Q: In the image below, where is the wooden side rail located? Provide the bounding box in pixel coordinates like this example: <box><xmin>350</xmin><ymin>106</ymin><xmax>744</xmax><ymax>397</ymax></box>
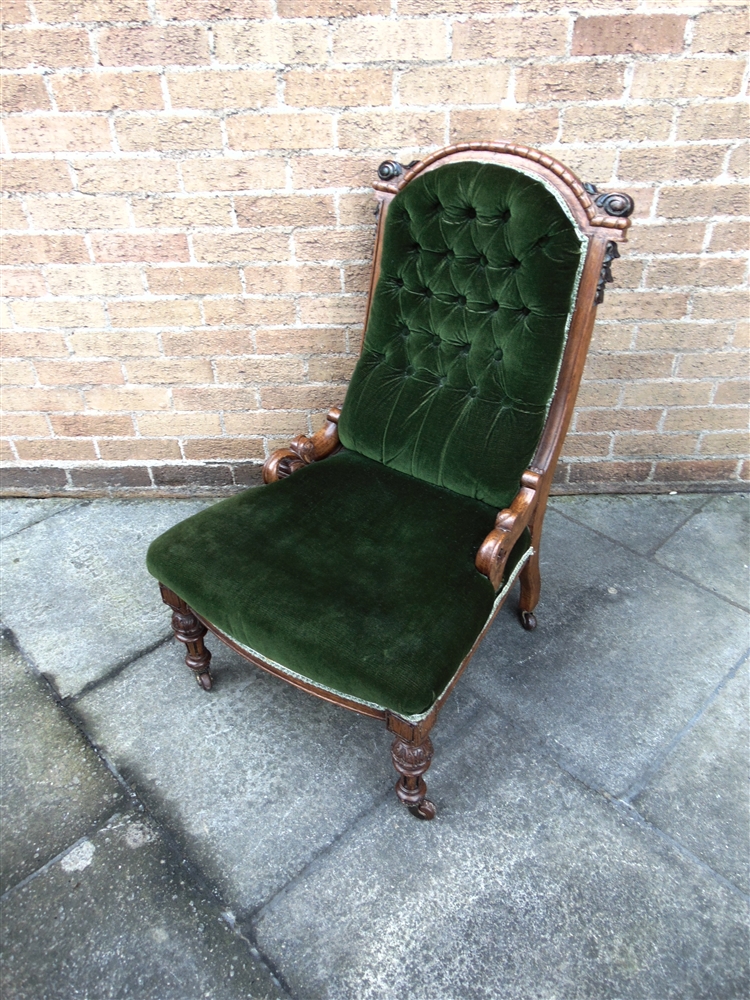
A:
<box><xmin>262</xmin><ymin>407</ymin><xmax>342</xmax><ymax>483</ymax></box>
<box><xmin>475</xmin><ymin>470</ymin><xmax>541</xmax><ymax>590</ymax></box>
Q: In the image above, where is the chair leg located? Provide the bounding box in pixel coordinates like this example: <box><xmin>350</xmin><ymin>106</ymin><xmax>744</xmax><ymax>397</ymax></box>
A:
<box><xmin>390</xmin><ymin>731</ymin><xmax>436</xmax><ymax>820</ymax></box>
<box><xmin>518</xmin><ymin>550</ymin><xmax>540</xmax><ymax>631</ymax></box>
<box><xmin>160</xmin><ymin>585</ymin><xmax>213</xmax><ymax>691</ymax></box>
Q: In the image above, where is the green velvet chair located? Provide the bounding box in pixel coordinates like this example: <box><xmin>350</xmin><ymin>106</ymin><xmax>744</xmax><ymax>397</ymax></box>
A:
<box><xmin>147</xmin><ymin>142</ymin><xmax>633</xmax><ymax>819</ymax></box>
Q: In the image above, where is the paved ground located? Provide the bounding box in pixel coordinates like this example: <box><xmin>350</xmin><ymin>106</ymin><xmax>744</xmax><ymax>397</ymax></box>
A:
<box><xmin>0</xmin><ymin>491</ymin><xmax>747</xmax><ymax>1000</ymax></box>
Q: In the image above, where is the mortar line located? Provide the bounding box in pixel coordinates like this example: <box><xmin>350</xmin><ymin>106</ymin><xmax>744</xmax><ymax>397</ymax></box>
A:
<box><xmin>1</xmin><ymin>625</ymin><xmax>293</xmax><ymax>999</ymax></box>
<box><xmin>0</xmin><ymin>500</ymin><xmax>89</xmax><ymax>542</ymax></box>
<box><xmin>550</xmin><ymin>506</ymin><xmax>750</xmax><ymax>614</ymax></box>
<box><xmin>492</xmin><ymin>703</ymin><xmax>750</xmax><ymax>904</ymax></box>
<box><xmin>244</xmin><ymin>699</ymin><xmax>489</xmax><ymax>929</ymax></box>
<box><xmin>621</xmin><ymin>646</ymin><xmax>749</xmax><ymax>805</ymax></box>
<box><xmin>63</xmin><ymin>632</ymin><xmax>174</xmax><ymax>704</ymax></box>
<box><xmin>642</xmin><ymin>493</ymin><xmax>717</xmax><ymax>559</ymax></box>
<box><xmin>612</xmin><ymin>798</ymin><xmax>750</xmax><ymax>903</ymax></box>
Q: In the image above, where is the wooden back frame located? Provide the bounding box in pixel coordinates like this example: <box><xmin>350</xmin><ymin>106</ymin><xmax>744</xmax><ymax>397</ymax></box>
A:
<box><xmin>161</xmin><ymin>141</ymin><xmax>633</xmax><ymax>820</ymax></box>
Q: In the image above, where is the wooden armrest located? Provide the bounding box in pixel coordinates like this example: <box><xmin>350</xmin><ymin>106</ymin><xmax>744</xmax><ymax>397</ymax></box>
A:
<box><xmin>262</xmin><ymin>407</ymin><xmax>342</xmax><ymax>484</ymax></box>
<box><xmin>475</xmin><ymin>470</ymin><xmax>541</xmax><ymax>589</ymax></box>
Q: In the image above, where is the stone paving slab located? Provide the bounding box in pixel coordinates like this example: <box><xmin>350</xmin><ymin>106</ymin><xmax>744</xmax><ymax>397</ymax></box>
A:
<box><xmin>0</xmin><ymin>811</ymin><xmax>284</xmax><ymax>1000</ymax></box>
<box><xmin>551</xmin><ymin>492</ymin><xmax>707</xmax><ymax>556</ymax></box>
<box><xmin>253</xmin><ymin>708</ymin><xmax>749</xmax><ymax>1000</ymax></box>
<box><xmin>634</xmin><ymin>659</ymin><xmax>750</xmax><ymax>895</ymax></box>
<box><xmin>0</xmin><ymin>498</ymin><xmax>81</xmax><ymax>539</ymax></box>
<box><xmin>654</xmin><ymin>493</ymin><xmax>749</xmax><ymax>608</ymax></box>
<box><xmin>0</xmin><ymin>499</ymin><xmax>212</xmax><ymax>698</ymax></box>
<box><xmin>465</xmin><ymin>509</ymin><xmax>749</xmax><ymax>797</ymax></box>
<box><xmin>75</xmin><ymin>636</ymin><xmax>484</xmax><ymax>913</ymax></box>
<box><xmin>0</xmin><ymin>631</ymin><xmax>126</xmax><ymax>895</ymax></box>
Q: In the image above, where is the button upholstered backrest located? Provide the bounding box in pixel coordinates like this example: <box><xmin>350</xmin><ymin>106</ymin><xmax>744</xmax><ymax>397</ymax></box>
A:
<box><xmin>337</xmin><ymin>160</ymin><xmax>587</xmax><ymax>511</ymax></box>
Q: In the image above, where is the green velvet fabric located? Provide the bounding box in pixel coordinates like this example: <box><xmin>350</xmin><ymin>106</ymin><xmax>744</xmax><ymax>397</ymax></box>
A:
<box><xmin>147</xmin><ymin>450</ymin><xmax>530</xmax><ymax>717</ymax></box>
<box><xmin>338</xmin><ymin>161</ymin><xmax>584</xmax><ymax>510</ymax></box>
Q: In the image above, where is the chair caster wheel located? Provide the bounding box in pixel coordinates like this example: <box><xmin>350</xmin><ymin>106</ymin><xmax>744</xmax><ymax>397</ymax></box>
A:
<box><xmin>196</xmin><ymin>671</ymin><xmax>213</xmax><ymax>691</ymax></box>
<box><xmin>408</xmin><ymin>799</ymin><xmax>436</xmax><ymax>820</ymax></box>
<box><xmin>520</xmin><ymin>610</ymin><xmax>537</xmax><ymax>631</ymax></box>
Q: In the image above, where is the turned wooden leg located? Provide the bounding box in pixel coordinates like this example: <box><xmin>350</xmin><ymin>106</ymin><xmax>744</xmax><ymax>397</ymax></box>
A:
<box><xmin>159</xmin><ymin>584</ymin><xmax>213</xmax><ymax>691</ymax></box>
<box><xmin>518</xmin><ymin>551</ymin><xmax>540</xmax><ymax>631</ymax></box>
<box><xmin>390</xmin><ymin>731</ymin><xmax>436</xmax><ymax>820</ymax></box>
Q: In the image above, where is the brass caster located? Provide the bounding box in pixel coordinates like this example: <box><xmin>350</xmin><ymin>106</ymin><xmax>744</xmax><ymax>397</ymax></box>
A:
<box><xmin>408</xmin><ymin>799</ymin><xmax>436</xmax><ymax>821</ymax></box>
<box><xmin>196</xmin><ymin>671</ymin><xmax>213</xmax><ymax>691</ymax></box>
<box><xmin>520</xmin><ymin>610</ymin><xmax>537</xmax><ymax>631</ymax></box>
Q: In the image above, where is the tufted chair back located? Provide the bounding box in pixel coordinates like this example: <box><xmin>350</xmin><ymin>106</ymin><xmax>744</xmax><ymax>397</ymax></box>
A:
<box><xmin>338</xmin><ymin>160</ymin><xmax>587</xmax><ymax>511</ymax></box>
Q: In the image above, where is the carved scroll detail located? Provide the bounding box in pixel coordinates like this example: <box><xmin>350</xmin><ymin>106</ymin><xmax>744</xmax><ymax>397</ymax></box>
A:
<box><xmin>595</xmin><ymin>241</ymin><xmax>621</xmax><ymax>305</ymax></box>
<box><xmin>377</xmin><ymin>159</ymin><xmax>420</xmax><ymax>182</ymax></box>
<box><xmin>263</xmin><ymin>406</ymin><xmax>342</xmax><ymax>483</ymax></box>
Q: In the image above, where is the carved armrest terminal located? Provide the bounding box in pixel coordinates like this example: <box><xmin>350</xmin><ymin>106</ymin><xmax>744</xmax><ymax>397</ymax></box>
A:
<box><xmin>263</xmin><ymin>407</ymin><xmax>342</xmax><ymax>483</ymax></box>
<box><xmin>475</xmin><ymin>470</ymin><xmax>541</xmax><ymax>590</ymax></box>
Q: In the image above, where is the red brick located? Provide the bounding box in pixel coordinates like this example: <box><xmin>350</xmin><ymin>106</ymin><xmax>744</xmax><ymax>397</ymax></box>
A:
<box><xmin>52</xmin><ymin>71</ymin><xmax>163</xmax><ymax>112</ymax></box>
<box><xmin>91</xmin><ymin>234</ymin><xmax>190</xmax><ymax>263</ymax></box>
<box><xmin>568</xmin><ymin>461</ymin><xmax>652</xmax><ymax>483</ymax></box>
<box><xmin>1</xmin><ymin>28</ymin><xmax>92</xmax><ymax>69</ymax></box>
<box><xmin>97</xmin><ymin>26</ymin><xmax>210</xmax><ymax>67</ymax></box>
<box><xmin>277</xmin><ymin>0</ymin><xmax>388</xmax><ymax>14</ymax></box>
<box><xmin>16</xmin><ymin>438</ymin><xmax>97</xmax><ymax>461</ymax></box>
<box><xmin>692</xmin><ymin>10</ymin><xmax>750</xmax><ymax>54</ymax></box>
<box><xmin>0</xmin><ymin>74</ymin><xmax>50</xmax><ymax>112</ymax></box>
<box><xmin>452</xmin><ymin>17</ymin><xmax>567</xmax><ymax>60</ymax></box>
<box><xmin>2</xmin><ymin>234</ymin><xmax>89</xmax><ymax>264</ymax></box>
<box><xmin>0</xmin><ymin>268</ymin><xmax>47</xmax><ymax>296</ymax></box>
<box><xmin>2</xmin><ymin>1</ymin><xmax>32</xmax><ymax>25</ymax></box>
<box><xmin>35</xmin><ymin>0</ymin><xmax>150</xmax><ymax>21</ymax></box>
<box><xmin>3</xmin><ymin>115</ymin><xmax>112</xmax><ymax>153</ymax></box>
<box><xmin>653</xmin><ymin>459</ymin><xmax>737</xmax><ymax>482</ymax></box>
<box><xmin>158</xmin><ymin>0</ymin><xmax>272</xmax><ymax>18</ymax></box>
<box><xmin>1</xmin><ymin>160</ymin><xmax>72</xmax><ymax>193</ymax></box>
<box><xmin>572</xmin><ymin>15</ymin><xmax>687</xmax><ymax>56</ymax></box>
<box><xmin>146</xmin><ymin>267</ymin><xmax>242</xmax><ymax>295</ymax></box>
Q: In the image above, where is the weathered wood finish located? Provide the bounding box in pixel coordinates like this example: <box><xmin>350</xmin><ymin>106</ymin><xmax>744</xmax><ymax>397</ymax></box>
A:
<box><xmin>160</xmin><ymin>142</ymin><xmax>633</xmax><ymax>819</ymax></box>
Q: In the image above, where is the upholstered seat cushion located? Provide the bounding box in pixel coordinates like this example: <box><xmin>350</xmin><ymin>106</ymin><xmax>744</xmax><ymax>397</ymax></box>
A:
<box><xmin>147</xmin><ymin>450</ymin><xmax>530</xmax><ymax>718</ymax></box>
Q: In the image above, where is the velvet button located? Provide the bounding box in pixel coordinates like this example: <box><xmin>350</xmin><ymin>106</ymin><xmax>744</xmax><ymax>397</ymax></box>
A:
<box><xmin>465</xmin><ymin>206</ymin><xmax>477</xmax><ymax>219</ymax></box>
<box><xmin>459</xmin><ymin>344</ymin><xmax>470</xmax><ymax>356</ymax></box>
<box><xmin>444</xmin><ymin>249</ymin><xmax>455</xmax><ymax>260</ymax></box>
<box><xmin>423</xmin><ymin>287</ymin><xmax>433</xmax><ymax>299</ymax></box>
<box><xmin>509</xmin><ymin>258</ymin><xmax>521</xmax><ymax>270</ymax></box>
<box><xmin>519</xmin><ymin>306</ymin><xmax>531</xmax><ymax>317</ymax></box>
<box><xmin>400</xmin><ymin>324</ymin><xmax>410</xmax><ymax>338</ymax></box>
<box><xmin>404</xmin><ymin>365</ymin><xmax>414</xmax><ymax>377</ymax></box>
<box><xmin>490</xmin><ymin>301</ymin><xmax>500</xmax><ymax>312</ymax></box>
<box><xmin>456</xmin><ymin>295</ymin><xmax>467</xmax><ymax>306</ymax></box>
<box><xmin>393</xmin><ymin>276</ymin><xmax>404</xmax><ymax>287</ymax></box>
<box><xmin>493</xmin><ymin>348</ymin><xmax>504</xmax><ymax>361</ymax></box>
<box><xmin>467</xmin><ymin>386</ymin><xmax>479</xmax><ymax>398</ymax></box>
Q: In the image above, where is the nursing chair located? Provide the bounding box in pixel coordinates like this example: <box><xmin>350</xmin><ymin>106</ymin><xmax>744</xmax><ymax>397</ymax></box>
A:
<box><xmin>147</xmin><ymin>142</ymin><xmax>633</xmax><ymax>819</ymax></box>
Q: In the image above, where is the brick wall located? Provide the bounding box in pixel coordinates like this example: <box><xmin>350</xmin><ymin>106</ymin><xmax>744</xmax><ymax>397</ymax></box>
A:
<box><xmin>1</xmin><ymin>0</ymin><xmax>748</xmax><ymax>497</ymax></box>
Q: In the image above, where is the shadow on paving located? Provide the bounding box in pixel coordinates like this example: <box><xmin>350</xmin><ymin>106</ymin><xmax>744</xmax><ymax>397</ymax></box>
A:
<box><xmin>0</xmin><ymin>492</ymin><xmax>748</xmax><ymax>999</ymax></box>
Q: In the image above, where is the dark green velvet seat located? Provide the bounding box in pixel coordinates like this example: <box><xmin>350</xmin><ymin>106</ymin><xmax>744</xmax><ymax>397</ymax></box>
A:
<box><xmin>147</xmin><ymin>449</ymin><xmax>530</xmax><ymax>718</ymax></box>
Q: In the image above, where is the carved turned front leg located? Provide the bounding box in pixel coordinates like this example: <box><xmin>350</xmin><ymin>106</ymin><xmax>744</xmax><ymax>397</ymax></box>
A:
<box><xmin>159</xmin><ymin>584</ymin><xmax>213</xmax><ymax>691</ymax></box>
<box><xmin>387</xmin><ymin>713</ymin><xmax>436</xmax><ymax>820</ymax></box>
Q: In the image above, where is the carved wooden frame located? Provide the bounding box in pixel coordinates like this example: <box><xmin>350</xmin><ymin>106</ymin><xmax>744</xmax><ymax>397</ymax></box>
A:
<box><xmin>159</xmin><ymin>141</ymin><xmax>633</xmax><ymax>820</ymax></box>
